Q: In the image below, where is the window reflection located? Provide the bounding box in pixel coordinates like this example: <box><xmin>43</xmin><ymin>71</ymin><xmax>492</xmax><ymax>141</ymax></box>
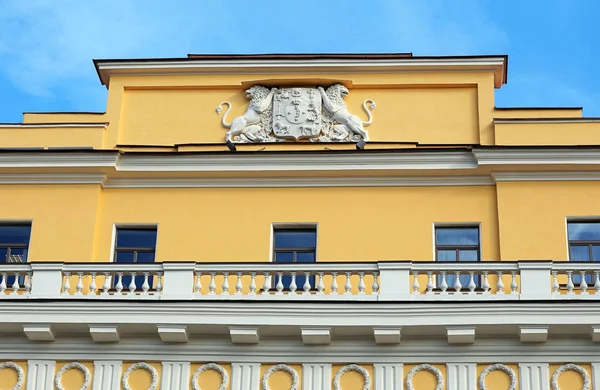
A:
<box><xmin>435</xmin><ymin>226</ymin><xmax>480</xmax><ymax>287</ymax></box>
<box><xmin>273</xmin><ymin>228</ymin><xmax>316</xmax><ymax>289</ymax></box>
<box><xmin>567</xmin><ymin>221</ymin><xmax>600</xmax><ymax>284</ymax></box>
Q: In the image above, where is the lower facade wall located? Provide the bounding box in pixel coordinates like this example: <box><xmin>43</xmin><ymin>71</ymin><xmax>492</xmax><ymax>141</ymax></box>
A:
<box><xmin>0</xmin><ymin>360</ymin><xmax>597</xmax><ymax>390</ymax></box>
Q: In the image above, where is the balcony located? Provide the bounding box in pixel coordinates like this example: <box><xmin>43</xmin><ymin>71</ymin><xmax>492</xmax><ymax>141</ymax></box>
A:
<box><xmin>0</xmin><ymin>260</ymin><xmax>597</xmax><ymax>301</ymax></box>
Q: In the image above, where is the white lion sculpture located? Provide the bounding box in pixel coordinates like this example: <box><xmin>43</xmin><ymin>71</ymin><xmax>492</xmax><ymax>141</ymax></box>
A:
<box><xmin>318</xmin><ymin>84</ymin><xmax>375</xmax><ymax>142</ymax></box>
<box><xmin>216</xmin><ymin>85</ymin><xmax>277</xmax><ymax>143</ymax></box>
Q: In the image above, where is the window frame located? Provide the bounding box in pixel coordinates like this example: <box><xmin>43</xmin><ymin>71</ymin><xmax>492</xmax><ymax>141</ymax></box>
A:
<box><xmin>0</xmin><ymin>222</ymin><xmax>32</xmax><ymax>264</ymax></box>
<box><xmin>566</xmin><ymin>220</ymin><xmax>600</xmax><ymax>262</ymax></box>
<box><xmin>434</xmin><ymin>224</ymin><xmax>481</xmax><ymax>263</ymax></box>
<box><xmin>271</xmin><ymin>224</ymin><xmax>317</xmax><ymax>291</ymax></box>
<box><xmin>111</xmin><ymin>224</ymin><xmax>158</xmax><ymax>263</ymax></box>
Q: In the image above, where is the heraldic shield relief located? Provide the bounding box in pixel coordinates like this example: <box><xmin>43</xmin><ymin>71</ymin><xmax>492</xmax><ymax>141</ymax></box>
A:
<box><xmin>216</xmin><ymin>84</ymin><xmax>376</xmax><ymax>145</ymax></box>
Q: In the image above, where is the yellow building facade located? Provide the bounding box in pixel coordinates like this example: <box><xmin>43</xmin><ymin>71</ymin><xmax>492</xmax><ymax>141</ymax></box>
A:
<box><xmin>0</xmin><ymin>53</ymin><xmax>599</xmax><ymax>389</ymax></box>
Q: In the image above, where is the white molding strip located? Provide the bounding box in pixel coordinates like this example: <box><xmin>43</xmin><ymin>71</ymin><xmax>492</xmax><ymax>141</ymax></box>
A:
<box><xmin>374</xmin><ymin>363</ymin><xmax>403</xmax><ymax>390</ymax></box>
<box><xmin>492</xmin><ymin>171</ymin><xmax>600</xmax><ymax>182</ymax></box>
<box><xmin>26</xmin><ymin>360</ymin><xmax>55</xmax><ymax>390</ymax></box>
<box><xmin>0</xmin><ymin>152</ymin><xmax>118</xmax><ymax>168</ymax></box>
<box><xmin>302</xmin><ymin>363</ymin><xmax>332</xmax><ymax>390</ymax></box>
<box><xmin>591</xmin><ymin>363</ymin><xmax>600</xmax><ymax>390</ymax></box>
<box><xmin>161</xmin><ymin>361</ymin><xmax>190</xmax><ymax>390</ymax></box>
<box><xmin>231</xmin><ymin>363</ymin><xmax>260</xmax><ymax>390</ymax></box>
<box><xmin>104</xmin><ymin>175</ymin><xmax>493</xmax><ymax>188</ymax></box>
<box><xmin>447</xmin><ymin>363</ymin><xmax>476</xmax><ymax>390</ymax></box>
<box><xmin>474</xmin><ymin>148</ymin><xmax>600</xmax><ymax>165</ymax></box>
<box><xmin>0</xmin><ymin>173</ymin><xmax>106</xmax><ymax>185</ymax></box>
<box><xmin>0</xmin><ymin>123</ymin><xmax>107</xmax><ymax>129</ymax></box>
<box><xmin>92</xmin><ymin>360</ymin><xmax>122</xmax><ymax>390</ymax></box>
<box><xmin>519</xmin><ymin>363</ymin><xmax>550</xmax><ymax>390</ymax></box>
<box><xmin>494</xmin><ymin>118</ymin><xmax>600</xmax><ymax>124</ymax></box>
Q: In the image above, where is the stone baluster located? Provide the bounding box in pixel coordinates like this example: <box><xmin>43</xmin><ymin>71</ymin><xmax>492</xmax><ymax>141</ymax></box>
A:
<box><xmin>128</xmin><ymin>272</ymin><xmax>137</xmax><ymax>294</ymax></box>
<box><xmin>208</xmin><ymin>272</ymin><xmax>216</xmax><ymax>295</ymax></box>
<box><xmin>89</xmin><ymin>272</ymin><xmax>97</xmax><ymax>296</ymax></box>
<box><xmin>24</xmin><ymin>272</ymin><xmax>32</xmax><ymax>296</ymax></box>
<box><xmin>580</xmin><ymin>271</ymin><xmax>588</xmax><ymax>295</ymax></box>
<box><xmin>249</xmin><ymin>272</ymin><xmax>257</xmax><ymax>295</ymax></box>
<box><xmin>0</xmin><ymin>272</ymin><xmax>7</xmax><ymax>294</ymax></box>
<box><xmin>303</xmin><ymin>272</ymin><xmax>311</xmax><ymax>295</ymax></box>
<box><xmin>468</xmin><ymin>271</ymin><xmax>476</xmax><ymax>294</ymax></box>
<box><xmin>221</xmin><ymin>272</ymin><xmax>230</xmax><ymax>295</ymax></box>
<box><xmin>101</xmin><ymin>272</ymin><xmax>111</xmax><ymax>295</ymax></box>
<box><xmin>344</xmin><ymin>272</ymin><xmax>352</xmax><ymax>295</ymax></box>
<box><xmin>262</xmin><ymin>272</ymin><xmax>271</xmax><ymax>294</ymax></box>
<box><xmin>372</xmin><ymin>271</ymin><xmax>379</xmax><ymax>295</ymax></box>
<box><xmin>75</xmin><ymin>272</ymin><xmax>84</xmax><ymax>296</ymax></box>
<box><xmin>235</xmin><ymin>272</ymin><xmax>243</xmax><ymax>295</ymax></box>
<box><xmin>358</xmin><ymin>272</ymin><xmax>366</xmax><ymax>295</ymax></box>
<box><xmin>453</xmin><ymin>271</ymin><xmax>462</xmax><ymax>292</ymax></box>
<box><xmin>439</xmin><ymin>271</ymin><xmax>448</xmax><ymax>294</ymax></box>
<box><xmin>496</xmin><ymin>271</ymin><xmax>505</xmax><ymax>294</ymax></box>
<box><xmin>10</xmin><ymin>273</ymin><xmax>20</xmax><ymax>296</ymax></box>
<box><xmin>411</xmin><ymin>271</ymin><xmax>419</xmax><ymax>294</ymax></box>
<box><xmin>566</xmin><ymin>271</ymin><xmax>574</xmax><ymax>294</ymax></box>
<box><xmin>510</xmin><ymin>271</ymin><xmax>518</xmax><ymax>294</ymax></box>
<box><xmin>595</xmin><ymin>271</ymin><xmax>600</xmax><ymax>294</ymax></box>
<box><xmin>155</xmin><ymin>272</ymin><xmax>163</xmax><ymax>295</ymax></box>
<box><xmin>115</xmin><ymin>272</ymin><xmax>123</xmax><ymax>294</ymax></box>
<box><xmin>142</xmin><ymin>272</ymin><xmax>150</xmax><ymax>295</ymax></box>
<box><xmin>317</xmin><ymin>272</ymin><xmax>325</xmax><ymax>296</ymax></box>
<box><xmin>551</xmin><ymin>271</ymin><xmax>559</xmax><ymax>294</ymax></box>
<box><xmin>330</xmin><ymin>272</ymin><xmax>338</xmax><ymax>295</ymax></box>
<box><xmin>482</xmin><ymin>271</ymin><xmax>490</xmax><ymax>294</ymax></box>
<box><xmin>426</xmin><ymin>271</ymin><xmax>434</xmax><ymax>294</ymax></box>
<box><xmin>194</xmin><ymin>272</ymin><xmax>202</xmax><ymax>295</ymax></box>
<box><xmin>275</xmin><ymin>272</ymin><xmax>284</xmax><ymax>295</ymax></box>
<box><xmin>289</xmin><ymin>272</ymin><xmax>297</xmax><ymax>295</ymax></box>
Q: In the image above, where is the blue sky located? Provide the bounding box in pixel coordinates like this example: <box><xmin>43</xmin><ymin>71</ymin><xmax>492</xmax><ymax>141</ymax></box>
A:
<box><xmin>0</xmin><ymin>0</ymin><xmax>599</xmax><ymax>122</ymax></box>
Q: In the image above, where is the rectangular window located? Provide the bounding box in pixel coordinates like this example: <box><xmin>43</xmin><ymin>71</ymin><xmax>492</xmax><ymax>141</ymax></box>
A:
<box><xmin>0</xmin><ymin>224</ymin><xmax>31</xmax><ymax>286</ymax></box>
<box><xmin>567</xmin><ymin>221</ymin><xmax>600</xmax><ymax>284</ymax></box>
<box><xmin>114</xmin><ymin>227</ymin><xmax>157</xmax><ymax>289</ymax></box>
<box><xmin>273</xmin><ymin>227</ymin><xmax>316</xmax><ymax>289</ymax></box>
<box><xmin>435</xmin><ymin>226</ymin><xmax>480</xmax><ymax>288</ymax></box>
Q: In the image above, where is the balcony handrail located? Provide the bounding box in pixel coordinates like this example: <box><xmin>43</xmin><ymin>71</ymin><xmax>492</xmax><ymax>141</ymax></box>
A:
<box><xmin>550</xmin><ymin>261</ymin><xmax>598</xmax><ymax>271</ymax></box>
<box><xmin>0</xmin><ymin>263</ymin><xmax>32</xmax><ymax>272</ymax></box>
<box><xmin>194</xmin><ymin>262</ymin><xmax>380</xmax><ymax>273</ymax></box>
<box><xmin>62</xmin><ymin>263</ymin><xmax>165</xmax><ymax>273</ymax></box>
<box><xmin>411</xmin><ymin>261</ymin><xmax>519</xmax><ymax>272</ymax></box>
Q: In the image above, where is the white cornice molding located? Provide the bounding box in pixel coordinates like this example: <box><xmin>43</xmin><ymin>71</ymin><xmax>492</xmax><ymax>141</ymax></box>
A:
<box><xmin>0</xmin><ymin>174</ymin><xmax>106</xmax><ymax>185</ymax></box>
<box><xmin>104</xmin><ymin>175</ymin><xmax>493</xmax><ymax>188</ymax></box>
<box><xmin>473</xmin><ymin>148</ymin><xmax>600</xmax><ymax>165</ymax></box>
<box><xmin>0</xmin><ymin>152</ymin><xmax>118</xmax><ymax>168</ymax></box>
<box><xmin>96</xmin><ymin>57</ymin><xmax>506</xmax><ymax>86</ymax></box>
<box><xmin>492</xmin><ymin>171</ymin><xmax>600</xmax><ymax>182</ymax></box>
<box><xmin>494</xmin><ymin>118</ymin><xmax>600</xmax><ymax>124</ymax></box>
<box><xmin>116</xmin><ymin>151</ymin><xmax>477</xmax><ymax>172</ymax></box>
<box><xmin>0</xmin><ymin>123</ymin><xmax>107</xmax><ymax>129</ymax></box>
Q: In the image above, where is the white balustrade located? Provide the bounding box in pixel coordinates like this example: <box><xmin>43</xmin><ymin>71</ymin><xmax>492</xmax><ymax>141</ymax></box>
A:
<box><xmin>0</xmin><ymin>264</ymin><xmax>32</xmax><ymax>298</ymax></box>
<box><xmin>551</xmin><ymin>262</ymin><xmax>600</xmax><ymax>298</ymax></box>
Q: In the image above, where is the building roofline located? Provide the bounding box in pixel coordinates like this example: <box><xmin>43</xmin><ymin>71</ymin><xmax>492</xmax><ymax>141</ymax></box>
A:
<box><xmin>495</xmin><ymin>106</ymin><xmax>583</xmax><ymax>111</ymax></box>
<box><xmin>93</xmin><ymin>53</ymin><xmax>508</xmax><ymax>88</ymax></box>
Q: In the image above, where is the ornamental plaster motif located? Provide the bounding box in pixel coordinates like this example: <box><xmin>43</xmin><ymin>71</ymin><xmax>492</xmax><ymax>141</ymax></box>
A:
<box><xmin>122</xmin><ymin>362</ymin><xmax>158</xmax><ymax>390</ymax></box>
<box><xmin>406</xmin><ymin>364</ymin><xmax>444</xmax><ymax>390</ymax></box>
<box><xmin>479</xmin><ymin>364</ymin><xmax>517</xmax><ymax>390</ymax></box>
<box><xmin>551</xmin><ymin>363</ymin><xmax>590</xmax><ymax>390</ymax></box>
<box><xmin>0</xmin><ymin>361</ymin><xmax>25</xmax><ymax>390</ymax></box>
<box><xmin>333</xmin><ymin>364</ymin><xmax>371</xmax><ymax>390</ymax></box>
<box><xmin>216</xmin><ymin>84</ymin><xmax>375</xmax><ymax>144</ymax></box>
<box><xmin>55</xmin><ymin>362</ymin><xmax>91</xmax><ymax>390</ymax></box>
<box><xmin>192</xmin><ymin>363</ymin><xmax>229</xmax><ymax>390</ymax></box>
<box><xmin>262</xmin><ymin>364</ymin><xmax>299</xmax><ymax>390</ymax></box>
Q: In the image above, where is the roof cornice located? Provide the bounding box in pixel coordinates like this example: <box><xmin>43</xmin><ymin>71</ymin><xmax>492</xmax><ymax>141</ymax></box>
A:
<box><xmin>94</xmin><ymin>55</ymin><xmax>507</xmax><ymax>88</ymax></box>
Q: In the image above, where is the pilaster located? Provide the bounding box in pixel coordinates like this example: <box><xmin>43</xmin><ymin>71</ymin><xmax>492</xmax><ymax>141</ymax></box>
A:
<box><xmin>92</xmin><ymin>360</ymin><xmax>122</xmax><ymax>390</ymax></box>
<box><xmin>26</xmin><ymin>360</ymin><xmax>55</xmax><ymax>390</ymax></box>
<box><xmin>447</xmin><ymin>363</ymin><xmax>476</xmax><ymax>390</ymax></box>
<box><xmin>519</xmin><ymin>363</ymin><xmax>550</xmax><ymax>390</ymax></box>
<box><xmin>374</xmin><ymin>363</ymin><xmax>403</xmax><ymax>390</ymax></box>
<box><xmin>231</xmin><ymin>362</ymin><xmax>260</xmax><ymax>390</ymax></box>
<box><xmin>302</xmin><ymin>363</ymin><xmax>332</xmax><ymax>390</ymax></box>
<box><xmin>161</xmin><ymin>361</ymin><xmax>191</xmax><ymax>390</ymax></box>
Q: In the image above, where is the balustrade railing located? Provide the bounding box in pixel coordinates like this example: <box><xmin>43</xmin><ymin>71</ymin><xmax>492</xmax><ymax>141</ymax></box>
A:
<box><xmin>0</xmin><ymin>261</ymin><xmax>597</xmax><ymax>301</ymax></box>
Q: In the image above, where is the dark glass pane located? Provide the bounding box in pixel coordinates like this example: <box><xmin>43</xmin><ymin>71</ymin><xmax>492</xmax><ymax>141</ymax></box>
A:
<box><xmin>115</xmin><ymin>251</ymin><xmax>135</xmax><ymax>263</ymax></box>
<box><xmin>136</xmin><ymin>252</ymin><xmax>156</xmax><ymax>263</ymax></box>
<box><xmin>437</xmin><ymin>250</ymin><xmax>457</xmax><ymax>262</ymax></box>
<box><xmin>570</xmin><ymin>245</ymin><xmax>590</xmax><ymax>261</ymax></box>
<box><xmin>436</xmin><ymin>227</ymin><xmax>479</xmax><ymax>246</ymax></box>
<box><xmin>458</xmin><ymin>250</ymin><xmax>479</xmax><ymax>262</ymax></box>
<box><xmin>116</xmin><ymin>229</ymin><xmax>157</xmax><ymax>249</ymax></box>
<box><xmin>274</xmin><ymin>252</ymin><xmax>294</xmax><ymax>263</ymax></box>
<box><xmin>0</xmin><ymin>248</ymin><xmax>8</xmax><ymax>263</ymax></box>
<box><xmin>0</xmin><ymin>225</ymin><xmax>31</xmax><ymax>245</ymax></box>
<box><xmin>274</xmin><ymin>230</ymin><xmax>316</xmax><ymax>249</ymax></box>
<box><xmin>296</xmin><ymin>252</ymin><xmax>316</xmax><ymax>263</ymax></box>
<box><xmin>593</xmin><ymin>246</ymin><xmax>600</xmax><ymax>261</ymax></box>
<box><xmin>568</xmin><ymin>222</ymin><xmax>600</xmax><ymax>241</ymax></box>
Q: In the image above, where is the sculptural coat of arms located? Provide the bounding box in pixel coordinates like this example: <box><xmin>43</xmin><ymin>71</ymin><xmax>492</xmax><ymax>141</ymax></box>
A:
<box><xmin>216</xmin><ymin>84</ymin><xmax>376</xmax><ymax>144</ymax></box>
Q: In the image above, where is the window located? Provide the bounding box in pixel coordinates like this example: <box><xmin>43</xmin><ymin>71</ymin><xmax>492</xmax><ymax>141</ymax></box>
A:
<box><xmin>567</xmin><ymin>221</ymin><xmax>600</xmax><ymax>284</ymax></box>
<box><xmin>273</xmin><ymin>227</ymin><xmax>316</xmax><ymax>289</ymax></box>
<box><xmin>0</xmin><ymin>224</ymin><xmax>31</xmax><ymax>286</ymax></box>
<box><xmin>114</xmin><ymin>227</ymin><xmax>157</xmax><ymax>289</ymax></box>
<box><xmin>435</xmin><ymin>226</ymin><xmax>480</xmax><ymax>288</ymax></box>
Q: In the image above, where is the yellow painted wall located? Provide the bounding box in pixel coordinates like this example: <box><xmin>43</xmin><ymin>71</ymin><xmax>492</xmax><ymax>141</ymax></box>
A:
<box><xmin>0</xmin><ymin>361</ymin><xmax>27</xmax><ymax>390</ymax></box>
<box><xmin>55</xmin><ymin>361</ymin><xmax>94</xmax><ymax>390</ymax></box>
<box><xmin>331</xmin><ymin>364</ymin><xmax>374</xmax><ymax>390</ymax></box>
<box><xmin>0</xmin><ymin>126</ymin><xmax>105</xmax><ymax>148</ymax></box>
<box><xmin>190</xmin><ymin>362</ymin><xmax>231</xmax><ymax>390</ymax></box>
<box><xmin>549</xmin><ymin>364</ymin><xmax>591</xmax><ymax>390</ymax></box>
<box><xmin>404</xmin><ymin>364</ymin><xmax>445</xmax><ymax>390</ymax></box>
<box><xmin>495</xmin><ymin>122</ymin><xmax>600</xmax><ymax>145</ymax></box>
<box><xmin>477</xmin><ymin>363</ymin><xmax>519</xmax><ymax>390</ymax></box>
<box><xmin>496</xmin><ymin>181</ymin><xmax>600</xmax><ymax>260</ymax></box>
<box><xmin>122</xmin><ymin>362</ymin><xmax>161</xmax><ymax>390</ymax></box>
<box><xmin>260</xmin><ymin>363</ymin><xmax>303</xmax><ymax>390</ymax></box>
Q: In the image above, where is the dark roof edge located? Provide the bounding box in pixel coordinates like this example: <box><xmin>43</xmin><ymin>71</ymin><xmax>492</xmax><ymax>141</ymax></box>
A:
<box><xmin>495</xmin><ymin>107</ymin><xmax>583</xmax><ymax>111</ymax></box>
